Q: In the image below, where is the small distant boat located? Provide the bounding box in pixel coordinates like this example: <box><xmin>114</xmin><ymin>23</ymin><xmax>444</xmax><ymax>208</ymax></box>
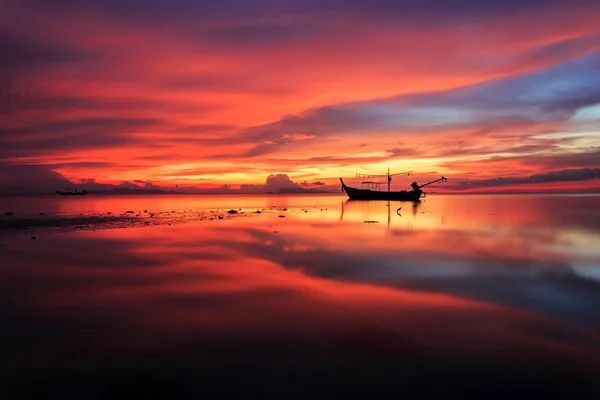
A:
<box><xmin>340</xmin><ymin>169</ymin><xmax>446</xmax><ymax>201</ymax></box>
<box><xmin>55</xmin><ymin>185</ymin><xmax>87</xmax><ymax>196</ymax></box>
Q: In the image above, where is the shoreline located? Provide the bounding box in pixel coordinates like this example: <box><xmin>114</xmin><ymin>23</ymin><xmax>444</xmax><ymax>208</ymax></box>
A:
<box><xmin>0</xmin><ymin>209</ymin><xmax>263</xmax><ymax>236</ymax></box>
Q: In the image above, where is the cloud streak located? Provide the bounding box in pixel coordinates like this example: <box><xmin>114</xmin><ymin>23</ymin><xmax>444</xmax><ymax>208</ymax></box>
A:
<box><xmin>453</xmin><ymin>168</ymin><xmax>600</xmax><ymax>190</ymax></box>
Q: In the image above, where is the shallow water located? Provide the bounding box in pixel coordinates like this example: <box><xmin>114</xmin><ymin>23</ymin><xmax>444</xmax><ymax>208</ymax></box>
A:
<box><xmin>1</xmin><ymin>194</ymin><xmax>599</xmax><ymax>398</ymax></box>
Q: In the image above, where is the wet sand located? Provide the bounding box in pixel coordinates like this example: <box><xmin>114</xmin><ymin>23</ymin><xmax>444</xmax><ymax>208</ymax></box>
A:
<box><xmin>0</xmin><ymin>208</ymin><xmax>276</xmax><ymax>236</ymax></box>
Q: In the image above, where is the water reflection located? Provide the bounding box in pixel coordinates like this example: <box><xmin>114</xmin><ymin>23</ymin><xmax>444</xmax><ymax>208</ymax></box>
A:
<box><xmin>340</xmin><ymin>199</ymin><xmax>421</xmax><ymax>226</ymax></box>
<box><xmin>0</xmin><ymin>193</ymin><xmax>346</xmax><ymax>216</ymax></box>
<box><xmin>1</xmin><ymin>194</ymin><xmax>599</xmax><ymax>397</ymax></box>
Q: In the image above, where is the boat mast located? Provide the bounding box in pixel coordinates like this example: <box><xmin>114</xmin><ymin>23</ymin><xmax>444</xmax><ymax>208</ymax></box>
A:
<box><xmin>387</xmin><ymin>167</ymin><xmax>391</xmax><ymax>192</ymax></box>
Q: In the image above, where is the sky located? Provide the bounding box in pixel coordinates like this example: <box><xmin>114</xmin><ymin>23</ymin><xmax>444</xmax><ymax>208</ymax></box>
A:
<box><xmin>1</xmin><ymin>0</ymin><xmax>600</xmax><ymax>193</ymax></box>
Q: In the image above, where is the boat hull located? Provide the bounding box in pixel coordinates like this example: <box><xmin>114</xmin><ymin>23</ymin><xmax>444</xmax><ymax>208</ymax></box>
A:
<box><xmin>55</xmin><ymin>191</ymin><xmax>87</xmax><ymax>196</ymax></box>
<box><xmin>340</xmin><ymin>179</ymin><xmax>422</xmax><ymax>201</ymax></box>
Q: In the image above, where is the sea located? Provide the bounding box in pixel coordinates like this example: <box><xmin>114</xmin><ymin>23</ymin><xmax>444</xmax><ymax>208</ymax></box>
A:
<box><xmin>1</xmin><ymin>193</ymin><xmax>599</xmax><ymax>398</ymax></box>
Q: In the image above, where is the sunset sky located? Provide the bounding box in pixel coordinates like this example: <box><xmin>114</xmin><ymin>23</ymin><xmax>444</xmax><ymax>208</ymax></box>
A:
<box><xmin>1</xmin><ymin>0</ymin><xmax>600</xmax><ymax>193</ymax></box>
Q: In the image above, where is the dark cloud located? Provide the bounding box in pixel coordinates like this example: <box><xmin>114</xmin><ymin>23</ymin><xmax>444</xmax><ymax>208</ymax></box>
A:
<box><xmin>198</xmin><ymin>21</ymin><xmax>325</xmax><ymax>47</ymax></box>
<box><xmin>0</xmin><ymin>117</ymin><xmax>164</xmax><ymax>157</ymax></box>
<box><xmin>0</xmin><ymin>93</ymin><xmax>216</xmax><ymax>116</ymax></box>
<box><xmin>264</xmin><ymin>174</ymin><xmax>297</xmax><ymax>192</ymax></box>
<box><xmin>541</xmin><ymin>90</ymin><xmax>600</xmax><ymax>116</ymax></box>
<box><xmin>161</xmin><ymin>72</ymin><xmax>293</xmax><ymax>96</ymax></box>
<box><xmin>172</xmin><ymin>124</ymin><xmax>237</xmax><ymax>134</ymax></box>
<box><xmin>0</xmin><ymin>162</ymin><xmax>72</xmax><ymax>193</ymax></box>
<box><xmin>0</xmin><ymin>94</ymin><xmax>97</xmax><ymax>114</ymax></box>
<box><xmin>0</xmin><ymin>32</ymin><xmax>95</xmax><ymax>82</ymax></box>
<box><xmin>309</xmin><ymin>0</ymin><xmax>599</xmax><ymax>19</ymax></box>
<box><xmin>433</xmin><ymin>139</ymin><xmax>573</xmax><ymax>159</ymax></box>
<box><xmin>74</xmin><ymin>179</ymin><xmax>172</xmax><ymax>193</ymax></box>
<box><xmin>9</xmin><ymin>0</ymin><xmax>280</xmax><ymax>26</ymax></box>
<box><xmin>12</xmin><ymin>0</ymin><xmax>599</xmax><ymax>30</ymax></box>
<box><xmin>456</xmin><ymin>168</ymin><xmax>600</xmax><ymax>189</ymax></box>
<box><xmin>523</xmin><ymin>149</ymin><xmax>600</xmax><ymax>169</ymax></box>
<box><xmin>1</xmin><ymin>135</ymin><xmax>130</xmax><ymax>158</ymax></box>
<box><xmin>386</xmin><ymin>147</ymin><xmax>420</xmax><ymax>157</ymax></box>
<box><xmin>0</xmin><ymin>162</ymin><xmax>173</xmax><ymax>193</ymax></box>
<box><xmin>300</xmin><ymin>181</ymin><xmax>326</xmax><ymax>186</ymax></box>
<box><xmin>45</xmin><ymin>161</ymin><xmax>118</xmax><ymax>169</ymax></box>
<box><xmin>201</xmin><ymin>106</ymin><xmax>389</xmax><ymax>159</ymax></box>
<box><xmin>439</xmin><ymin>148</ymin><xmax>600</xmax><ymax>173</ymax></box>
<box><xmin>240</xmin><ymin>174</ymin><xmax>328</xmax><ymax>193</ymax></box>
<box><xmin>0</xmin><ymin>162</ymin><xmax>171</xmax><ymax>194</ymax></box>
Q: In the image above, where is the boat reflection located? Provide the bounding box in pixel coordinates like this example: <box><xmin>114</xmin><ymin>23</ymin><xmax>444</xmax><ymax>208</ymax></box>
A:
<box><xmin>339</xmin><ymin>199</ymin><xmax>422</xmax><ymax>236</ymax></box>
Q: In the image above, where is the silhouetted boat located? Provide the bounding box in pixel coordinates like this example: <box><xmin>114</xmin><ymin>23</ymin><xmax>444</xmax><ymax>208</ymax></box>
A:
<box><xmin>340</xmin><ymin>169</ymin><xmax>446</xmax><ymax>201</ymax></box>
<box><xmin>55</xmin><ymin>186</ymin><xmax>87</xmax><ymax>196</ymax></box>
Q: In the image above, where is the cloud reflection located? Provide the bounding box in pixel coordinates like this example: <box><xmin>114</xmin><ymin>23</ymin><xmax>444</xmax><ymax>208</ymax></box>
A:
<box><xmin>1</xmin><ymin>194</ymin><xmax>600</xmax><ymax>396</ymax></box>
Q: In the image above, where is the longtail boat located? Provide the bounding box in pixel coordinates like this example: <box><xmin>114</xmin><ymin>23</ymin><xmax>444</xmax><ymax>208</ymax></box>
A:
<box><xmin>55</xmin><ymin>185</ymin><xmax>87</xmax><ymax>195</ymax></box>
<box><xmin>340</xmin><ymin>169</ymin><xmax>446</xmax><ymax>201</ymax></box>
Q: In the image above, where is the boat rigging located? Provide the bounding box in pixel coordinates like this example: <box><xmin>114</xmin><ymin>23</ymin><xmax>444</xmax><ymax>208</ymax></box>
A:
<box><xmin>355</xmin><ymin>168</ymin><xmax>413</xmax><ymax>193</ymax></box>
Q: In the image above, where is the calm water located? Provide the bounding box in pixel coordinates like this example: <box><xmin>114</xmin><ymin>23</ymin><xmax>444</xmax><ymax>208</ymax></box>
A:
<box><xmin>1</xmin><ymin>194</ymin><xmax>600</xmax><ymax>398</ymax></box>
